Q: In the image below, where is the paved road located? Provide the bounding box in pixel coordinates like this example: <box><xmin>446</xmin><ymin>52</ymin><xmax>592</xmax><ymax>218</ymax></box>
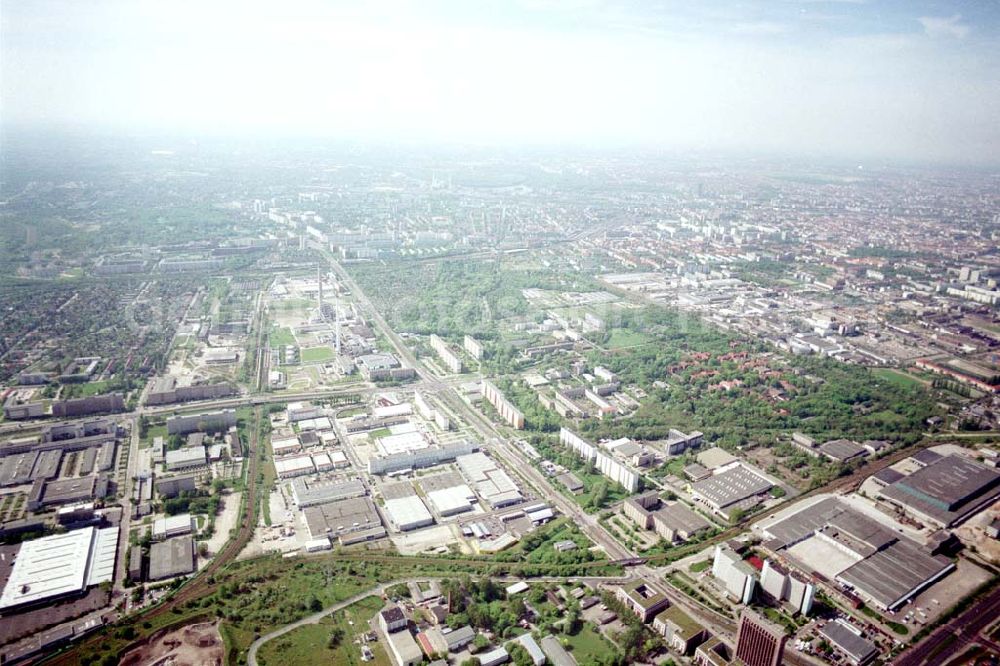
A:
<box><xmin>894</xmin><ymin>584</ymin><xmax>1000</xmax><ymax>666</ymax></box>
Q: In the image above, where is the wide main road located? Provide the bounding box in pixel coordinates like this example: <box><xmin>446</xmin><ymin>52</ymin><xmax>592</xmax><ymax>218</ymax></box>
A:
<box><xmin>322</xmin><ymin>253</ymin><xmax>780</xmax><ymax>650</ymax></box>
<box><xmin>894</xmin><ymin>584</ymin><xmax>1000</xmax><ymax>666</ymax></box>
<box><xmin>323</xmin><ymin>251</ymin><xmax>632</xmax><ymax>560</ymax></box>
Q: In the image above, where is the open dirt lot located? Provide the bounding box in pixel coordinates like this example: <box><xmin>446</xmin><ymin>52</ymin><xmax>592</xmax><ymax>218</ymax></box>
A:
<box><xmin>954</xmin><ymin>498</ymin><xmax>1000</xmax><ymax>565</ymax></box>
<box><xmin>121</xmin><ymin>620</ymin><xmax>224</xmax><ymax>666</ymax></box>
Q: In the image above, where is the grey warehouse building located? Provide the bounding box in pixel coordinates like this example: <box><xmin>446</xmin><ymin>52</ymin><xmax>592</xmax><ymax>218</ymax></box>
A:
<box><xmin>761</xmin><ymin>497</ymin><xmax>954</xmax><ymax>611</ymax></box>
<box><xmin>148</xmin><ymin>535</ymin><xmax>197</xmax><ymax>581</ymax></box>
<box><xmin>879</xmin><ymin>455</ymin><xmax>1000</xmax><ymax>528</ymax></box>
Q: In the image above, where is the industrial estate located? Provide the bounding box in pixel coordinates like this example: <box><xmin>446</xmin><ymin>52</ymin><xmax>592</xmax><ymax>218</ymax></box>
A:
<box><xmin>0</xmin><ymin>143</ymin><xmax>997</xmax><ymax>666</ymax></box>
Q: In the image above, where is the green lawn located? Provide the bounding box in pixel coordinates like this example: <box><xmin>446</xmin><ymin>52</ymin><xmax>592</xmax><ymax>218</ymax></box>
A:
<box><xmin>273</xmin><ymin>298</ymin><xmax>316</xmax><ymax>312</ymax></box>
<box><xmin>606</xmin><ymin>328</ymin><xmax>651</xmax><ymax>349</ymax></box>
<box><xmin>873</xmin><ymin>368</ymin><xmax>927</xmax><ymax>389</ymax></box>
<box><xmin>563</xmin><ymin>623</ymin><xmax>619</xmax><ymax>663</ymax></box>
<box><xmin>301</xmin><ymin>346</ymin><xmax>335</xmax><ymax>363</ymax></box>
<box><xmin>257</xmin><ymin>596</ymin><xmax>391</xmax><ymax>666</ymax></box>
<box><xmin>269</xmin><ymin>326</ymin><xmax>297</xmax><ymax>347</ymax></box>
<box><xmin>689</xmin><ymin>559</ymin><xmax>712</xmax><ymax>573</ymax></box>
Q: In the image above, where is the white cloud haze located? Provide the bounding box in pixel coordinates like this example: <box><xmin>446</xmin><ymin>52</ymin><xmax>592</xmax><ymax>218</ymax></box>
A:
<box><xmin>1</xmin><ymin>0</ymin><xmax>998</xmax><ymax>165</ymax></box>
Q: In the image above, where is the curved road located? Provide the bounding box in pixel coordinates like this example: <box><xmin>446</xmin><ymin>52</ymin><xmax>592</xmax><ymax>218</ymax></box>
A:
<box><xmin>246</xmin><ymin>575</ymin><xmax>631</xmax><ymax>666</ymax></box>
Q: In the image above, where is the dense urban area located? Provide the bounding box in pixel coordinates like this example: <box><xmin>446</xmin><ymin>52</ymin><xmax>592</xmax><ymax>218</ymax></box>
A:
<box><xmin>0</xmin><ymin>141</ymin><xmax>998</xmax><ymax>666</ymax></box>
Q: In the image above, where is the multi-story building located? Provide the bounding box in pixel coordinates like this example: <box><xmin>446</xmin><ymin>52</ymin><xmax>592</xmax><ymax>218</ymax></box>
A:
<box><xmin>560</xmin><ymin>428</ymin><xmax>639</xmax><ymax>492</ymax></box>
<box><xmin>653</xmin><ymin>606</ymin><xmax>709</xmax><ymax>655</ymax></box>
<box><xmin>759</xmin><ymin>559</ymin><xmax>815</xmax><ymax>615</ymax></box>
<box><xmin>379</xmin><ymin>605</ymin><xmax>408</xmax><ymax>634</ymax></box>
<box><xmin>712</xmin><ymin>544</ymin><xmax>757</xmax><ymax>604</ymax></box>
<box><xmin>735</xmin><ymin>610</ymin><xmax>786</xmax><ymax>666</ymax></box>
<box><xmin>464</xmin><ymin>335</ymin><xmax>484</xmax><ymax>360</ymax></box>
<box><xmin>429</xmin><ymin>334</ymin><xmax>463</xmax><ymax>373</ymax></box>
<box><xmin>615</xmin><ymin>581</ymin><xmax>670</xmax><ymax>623</ymax></box>
<box><xmin>482</xmin><ymin>381</ymin><xmax>525</xmax><ymax>429</ymax></box>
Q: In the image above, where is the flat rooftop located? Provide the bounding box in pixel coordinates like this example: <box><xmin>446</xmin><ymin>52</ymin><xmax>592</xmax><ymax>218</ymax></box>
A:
<box><xmin>655</xmin><ymin>605</ymin><xmax>703</xmax><ymax>640</ymax></box>
<box><xmin>819</xmin><ymin>622</ymin><xmax>878</xmax><ymax>664</ymax></box>
<box><xmin>384</xmin><ymin>496</ymin><xmax>433</xmax><ymax>529</ymax></box>
<box><xmin>836</xmin><ymin>538</ymin><xmax>953</xmax><ymax>610</ymax></box>
<box><xmin>881</xmin><ymin>455</ymin><xmax>1000</xmax><ymax>526</ymax></box>
<box><xmin>40</xmin><ymin>476</ymin><xmax>97</xmax><ymax>504</ymax></box>
<box><xmin>302</xmin><ymin>497</ymin><xmax>382</xmax><ymax>538</ymax></box>
<box><xmin>291</xmin><ymin>478</ymin><xmax>366</xmax><ymax>507</ymax></box>
<box><xmin>621</xmin><ymin>581</ymin><xmax>668</xmax><ymax>610</ymax></box>
<box><xmin>652</xmin><ymin>502</ymin><xmax>711</xmax><ymax>535</ymax></box>
<box><xmin>148</xmin><ymin>535</ymin><xmax>196</xmax><ymax>581</ymax></box>
<box><xmin>762</xmin><ymin>497</ymin><xmax>852</xmax><ymax>548</ymax></box>
<box><xmin>691</xmin><ymin>464</ymin><xmax>772</xmax><ymax>509</ymax></box>
<box><xmin>0</xmin><ymin>526</ymin><xmax>118</xmax><ymax>611</ymax></box>
<box><xmin>819</xmin><ymin>439</ymin><xmax>867</xmax><ymax>461</ymax></box>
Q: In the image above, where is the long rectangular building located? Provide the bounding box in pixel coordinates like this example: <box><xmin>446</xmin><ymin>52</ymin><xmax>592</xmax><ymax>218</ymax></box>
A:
<box><xmin>878</xmin><ymin>455</ymin><xmax>1000</xmax><ymax>528</ymax></box>
<box><xmin>166</xmin><ymin>410</ymin><xmax>237</xmax><ymax>435</ymax></box>
<box><xmin>559</xmin><ymin>428</ymin><xmax>639</xmax><ymax>492</ymax></box>
<box><xmin>481</xmin><ymin>381</ymin><xmax>525</xmax><ymax>429</ymax></box>
<box><xmin>368</xmin><ymin>439</ymin><xmax>478</xmax><ymax>475</ymax></box>
<box><xmin>429</xmin><ymin>335</ymin><xmax>463</xmax><ymax>374</ymax></box>
<box><xmin>0</xmin><ymin>526</ymin><xmax>118</xmax><ymax>611</ymax></box>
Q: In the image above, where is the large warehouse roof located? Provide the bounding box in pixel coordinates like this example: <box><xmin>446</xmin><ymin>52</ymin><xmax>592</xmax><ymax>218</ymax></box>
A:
<box><xmin>148</xmin><ymin>535</ymin><xmax>196</xmax><ymax>581</ymax></box>
<box><xmin>836</xmin><ymin>538</ymin><xmax>953</xmax><ymax>610</ymax></box>
<box><xmin>426</xmin><ymin>484</ymin><xmax>477</xmax><ymax>516</ymax></box>
<box><xmin>691</xmin><ymin>464</ymin><xmax>772</xmax><ymax>509</ymax></box>
<box><xmin>303</xmin><ymin>497</ymin><xmax>382</xmax><ymax>539</ymax></box>
<box><xmin>880</xmin><ymin>455</ymin><xmax>1000</xmax><ymax>527</ymax></box>
<box><xmin>384</xmin><ymin>496</ymin><xmax>434</xmax><ymax>531</ymax></box>
<box><xmin>0</xmin><ymin>526</ymin><xmax>118</xmax><ymax>610</ymax></box>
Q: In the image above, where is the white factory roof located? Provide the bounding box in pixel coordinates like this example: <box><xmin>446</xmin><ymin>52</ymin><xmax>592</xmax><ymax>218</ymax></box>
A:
<box><xmin>153</xmin><ymin>513</ymin><xmax>194</xmax><ymax>537</ymax></box>
<box><xmin>312</xmin><ymin>452</ymin><xmax>333</xmax><ymax>467</ymax></box>
<box><xmin>298</xmin><ymin>417</ymin><xmax>332</xmax><ymax>431</ymax></box>
<box><xmin>456</xmin><ymin>452</ymin><xmax>523</xmax><ymax>507</ymax></box>
<box><xmin>388</xmin><ymin>421</ymin><xmax>419</xmax><ymax>435</ymax></box>
<box><xmin>426</xmin><ymin>484</ymin><xmax>477</xmax><ymax>514</ymax></box>
<box><xmin>377</xmin><ymin>431</ymin><xmax>428</xmax><ymax>456</ymax></box>
<box><xmin>330</xmin><ymin>450</ymin><xmax>349</xmax><ymax>465</ymax></box>
<box><xmin>384</xmin><ymin>496</ymin><xmax>433</xmax><ymax>529</ymax></box>
<box><xmin>274</xmin><ymin>455</ymin><xmax>316</xmax><ymax>475</ymax></box>
<box><xmin>165</xmin><ymin>447</ymin><xmax>206</xmax><ymax>467</ymax></box>
<box><xmin>271</xmin><ymin>437</ymin><xmax>301</xmax><ymax>454</ymax></box>
<box><xmin>0</xmin><ymin>526</ymin><xmax>119</xmax><ymax>610</ymax></box>
<box><xmin>373</xmin><ymin>403</ymin><xmax>412</xmax><ymax>419</ymax></box>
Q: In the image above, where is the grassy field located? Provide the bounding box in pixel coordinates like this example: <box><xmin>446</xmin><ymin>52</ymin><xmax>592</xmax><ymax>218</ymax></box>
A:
<box><xmin>689</xmin><ymin>559</ymin><xmax>712</xmax><ymax>573</ymax></box>
<box><xmin>256</xmin><ymin>595</ymin><xmax>391</xmax><ymax>666</ymax></box>
<box><xmin>139</xmin><ymin>422</ymin><xmax>168</xmax><ymax>449</ymax></box>
<box><xmin>301</xmin><ymin>346</ymin><xmax>335</xmax><ymax>363</ymax></box>
<box><xmin>563</xmin><ymin>623</ymin><xmax>619</xmax><ymax>663</ymax></box>
<box><xmin>873</xmin><ymin>368</ymin><xmax>927</xmax><ymax>389</ymax></box>
<box><xmin>605</xmin><ymin>328</ymin><xmax>651</xmax><ymax>349</ymax></box>
<box><xmin>272</xmin><ymin>298</ymin><xmax>316</xmax><ymax>312</ymax></box>
<box><xmin>268</xmin><ymin>326</ymin><xmax>297</xmax><ymax>347</ymax></box>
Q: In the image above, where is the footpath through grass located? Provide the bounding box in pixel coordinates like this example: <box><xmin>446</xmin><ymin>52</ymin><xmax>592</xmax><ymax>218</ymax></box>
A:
<box><xmin>257</xmin><ymin>595</ymin><xmax>391</xmax><ymax>666</ymax></box>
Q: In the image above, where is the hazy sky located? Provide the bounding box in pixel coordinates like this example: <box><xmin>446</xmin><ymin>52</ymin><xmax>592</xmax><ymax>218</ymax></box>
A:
<box><xmin>2</xmin><ymin>0</ymin><xmax>998</xmax><ymax>164</ymax></box>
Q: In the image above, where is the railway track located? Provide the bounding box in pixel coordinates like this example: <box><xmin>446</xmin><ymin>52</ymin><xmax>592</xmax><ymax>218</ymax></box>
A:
<box><xmin>42</xmin><ymin>406</ymin><xmax>263</xmax><ymax>666</ymax></box>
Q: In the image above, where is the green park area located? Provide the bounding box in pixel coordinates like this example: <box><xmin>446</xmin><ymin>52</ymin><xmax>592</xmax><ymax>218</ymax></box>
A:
<box><xmin>604</xmin><ymin>328</ymin><xmax>651</xmax><ymax>349</ymax></box>
<box><xmin>268</xmin><ymin>326</ymin><xmax>296</xmax><ymax>347</ymax></box>
<box><xmin>300</xmin><ymin>346</ymin><xmax>335</xmax><ymax>363</ymax></box>
<box><xmin>873</xmin><ymin>367</ymin><xmax>927</xmax><ymax>390</ymax></box>
<box><xmin>562</xmin><ymin>622</ymin><xmax>617</xmax><ymax>663</ymax></box>
<box><xmin>256</xmin><ymin>595</ymin><xmax>390</xmax><ymax>666</ymax></box>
